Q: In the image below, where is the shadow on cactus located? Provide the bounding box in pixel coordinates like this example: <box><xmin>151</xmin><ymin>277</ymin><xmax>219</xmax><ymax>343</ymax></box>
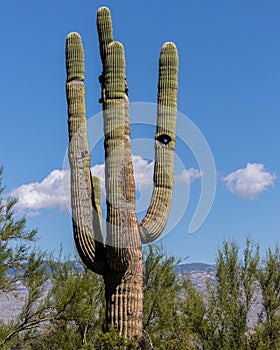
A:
<box><xmin>65</xmin><ymin>6</ymin><xmax>178</xmax><ymax>344</ymax></box>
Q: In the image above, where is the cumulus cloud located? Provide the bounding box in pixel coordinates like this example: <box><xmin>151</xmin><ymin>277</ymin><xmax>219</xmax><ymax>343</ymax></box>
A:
<box><xmin>132</xmin><ymin>155</ymin><xmax>154</xmax><ymax>191</ymax></box>
<box><xmin>223</xmin><ymin>163</ymin><xmax>276</xmax><ymax>200</ymax></box>
<box><xmin>175</xmin><ymin>168</ymin><xmax>202</xmax><ymax>184</ymax></box>
<box><xmin>7</xmin><ymin>155</ymin><xmax>201</xmax><ymax>216</ymax></box>
<box><xmin>8</xmin><ymin>169</ymin><xmax>69</xmax><ymax>217</ymax></box>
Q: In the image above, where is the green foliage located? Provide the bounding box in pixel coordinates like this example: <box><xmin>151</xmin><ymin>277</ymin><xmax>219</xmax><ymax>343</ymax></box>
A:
<box><xmin>1</xmin><ymin>192</ymin><xmax>280</xmax><ymax>350</ymax></box>
<box><xmin>0</xmin><ymin>248</ymin><xmax>49</xmax><ymax>348</ymax></box>
<box><xmin>202</xmin><ymin>238</ymin><xmax>260</xmax><ymax>350</ymax></box>
<box><xmin>0</xmin><ymin>166</ymin><xmax>37</xmax><ymax>293</ymax></box>
<box><xmin>93</xmin><ymin>328</ymin><xmax>138</xmax><ymax>349</ymax></box>
<box><xmin>173</xmin><ymin>277</ymin><xmax>208</xmax><ymax>349</ymax></box>
<box><xmin>0</xmin><ymin>167</ymin><xmax>47</xmax><ymax>348</ymax></box>
<box><xmin>143</xmin><ymin>245</ymin><xmax>181</xmax><ymax>346</ymax></box>
<box><xmin>253</xmin><ymin>245</ymin><xmax>280</xmax><ymax>350</ymax></box>
<box><xmin>26</xmin><ymin>255</ymin><xmax>105</xmax><ymax>349</ymax></box>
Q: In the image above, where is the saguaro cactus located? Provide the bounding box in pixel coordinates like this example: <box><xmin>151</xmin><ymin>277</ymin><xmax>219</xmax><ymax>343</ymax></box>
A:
<box><xmin>65</xmin><ymin>6</ymin><xmax>178</xmax><ymax>341</ymax></box>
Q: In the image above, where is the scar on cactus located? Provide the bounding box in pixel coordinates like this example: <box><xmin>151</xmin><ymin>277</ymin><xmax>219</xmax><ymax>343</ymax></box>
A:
<box><xmin>66</xmin><ymin>6</ymin><xmax>178</xmax><ymax>342</ymax></box>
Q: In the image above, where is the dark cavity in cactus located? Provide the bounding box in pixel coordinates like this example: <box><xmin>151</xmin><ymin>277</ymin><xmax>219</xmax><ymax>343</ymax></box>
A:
<box><xmin>65</xmin><ymin>6</ymin><xmax>178</xmax><ymax>342</ymax></box>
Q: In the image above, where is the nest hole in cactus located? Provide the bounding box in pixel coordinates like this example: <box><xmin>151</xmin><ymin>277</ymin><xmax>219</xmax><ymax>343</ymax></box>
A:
<box><xmin>156</xmin><ymin>134</ymin><xmax>171</xmax><ymax>145</ymax></box>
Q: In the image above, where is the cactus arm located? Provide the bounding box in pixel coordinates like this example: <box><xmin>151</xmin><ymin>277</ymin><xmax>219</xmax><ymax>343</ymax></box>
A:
<box><xmin>66</xmin><ymin>32</ymin><xmax>107</xmax><ymax>275</ymax></box>
<box><xmin>97</xmin><ymin>6</ymin><xmax>130</xmax><ymax>180</ymax></box>
<box><xmin>97</xmin><ymin>6</ymin><xmax>114</xmax><ymax>105</ymax></box>
<box><xmin>97</xmin><ymin>5</ymin><xmax>135</xmax><ymax>210</ymax></box>
<box><xmin>97</xmin><ymin>7</ymin><xmax>114</xmax><ymax>65</ymax></box>
<box><xmin>102</xmin><ymin>41</ymin><xmax>141</xmax><ymax>272</ymax></box>
<box><xmin>139</xmin><ymin>42</ymin><xmax>179</xmax><ymax>244</ymax></box>
<box><xmin>91</xmin><ymin>175</ymin><xmax>103</xmax><ymax>230</ymax></box>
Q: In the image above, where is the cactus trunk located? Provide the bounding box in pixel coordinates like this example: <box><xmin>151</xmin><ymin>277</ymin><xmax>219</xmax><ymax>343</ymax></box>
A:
<box><xmin>66</xmin><ymin>6</ymin><xmax>178</xmax><ymax>343</ymax></box>
<box><xmin>104</xmin><ymin>252</ymin><xmax>143</xmax><ymax>337</ymax></box>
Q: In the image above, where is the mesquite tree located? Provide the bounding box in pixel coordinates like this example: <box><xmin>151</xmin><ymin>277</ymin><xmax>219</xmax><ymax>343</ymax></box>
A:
<box><xmin>65</xmin><ymin>6</ymin><xmax>178</xmax><ymax>340</ymax></box>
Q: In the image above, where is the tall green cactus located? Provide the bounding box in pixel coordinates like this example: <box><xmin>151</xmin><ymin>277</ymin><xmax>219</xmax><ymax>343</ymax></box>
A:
<box><xmin>66</xmin><ymin>6</ymin><xmax>178</xmax><ymax>341</ymax></box>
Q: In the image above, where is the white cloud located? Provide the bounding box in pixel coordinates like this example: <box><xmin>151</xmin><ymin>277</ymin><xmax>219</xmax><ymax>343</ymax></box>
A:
<box><xmin>8</xmin><ymin>169</ymin><xmax>69</xmax><ymax>217</ymax></box>
<box><xmin>7</xmin><ymin>155</ymin><xmax>201</xmax><ymax>216</ymax></box>
<box><xmin>223</xmin><ymin>163</ymin><xmax>276</xmax><ymax>200</ymax></box>
<box><xmin>175</xmin><ymin>168</ymin><xmax>202</xmax><ymax>184</ymax></box>
<box><xmin>132</xmin><ymin>155</ymin><xmax>154</xmax><ymax>191</ymax></box>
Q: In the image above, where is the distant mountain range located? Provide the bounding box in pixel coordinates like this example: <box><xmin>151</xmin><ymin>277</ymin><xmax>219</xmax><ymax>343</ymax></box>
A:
<box><xmin>175</xmin><ymin>262</ymin><xmax>215</xmax><ymax>273</ymax></box>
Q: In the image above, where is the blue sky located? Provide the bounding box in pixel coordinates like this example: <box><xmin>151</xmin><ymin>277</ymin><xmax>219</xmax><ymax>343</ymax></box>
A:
<box><xmin>0</xmin><ymin>0</ymin><xmax>279</xmax><ymax>263</ymax></box>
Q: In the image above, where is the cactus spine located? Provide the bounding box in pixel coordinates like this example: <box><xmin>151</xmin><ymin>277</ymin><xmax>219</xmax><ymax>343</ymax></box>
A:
<box><xmin>66</xmin><ymin>6</ymin><xmax>178</xmax><ymax>341</ymax></box>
